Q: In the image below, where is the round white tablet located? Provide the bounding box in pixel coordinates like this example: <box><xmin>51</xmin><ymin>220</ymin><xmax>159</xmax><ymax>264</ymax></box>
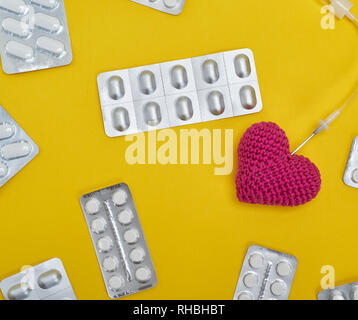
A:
<box><xmin>112</xmin><ymin>189</ymin><xmax>127</xmax><ymax>206</ymax></box>
<box><xmin>135</xmin><ymin>267</ymin><xmax>151</xmax><ymax>283</ymax></box>
<box><xmin>237</xmin><ymin>292</ymin><xmax>253</xmax><ymax>300</ymax></box>
<box><xmin>331</xmin><ymin>291</ymin><xmax>345</xmax><ymax>300</ymax></box>
<box><xmin>164</xmin><ymin>0</ymin><xmax>178</xmax><ymax>8</ymax></box>
<box><xmin>118</xmin><ymin>209</ymin><xmax>133</xmax><ymax>225</ymax></box>
<box><xmin>108</xmin><ymin>275</ymin><xmax>124</xmax><ymax>292</ymax></box>
<box><xmin>85</xmin><ymin>198</ymin><xmax>101</xmax><ymax>215</ymax></box>
<box><xmin>124</xmin><ymin>228</ymin><xmax>139</xmax><ymax>244</ymax></box>
<box><xmin>352</xmin><ymin>169</ymin><xmax>358</xmax><ymax>184</ymax></box>
<box><xmin>276</xmin><ymin>261</ymin><xmax>292</xmax><ymax>277</ymax></box>
<box><xmin>270</xmin><ymin>280</ymin><xmax>287</xmax><ymax>296</ymax></box>
<box><xmin>103</xmin><ymin>256</ymin><xmax>119</xmax><ymax>272</ymax></box>
<box><xmin>97</xmin><ymin>236</ymin><xmax>113</xmax><ymax>253</ymax></box>
<box><xmin>249</xmin><ymin>253</ymin><xmax>264</xmax><ymax>269</ymax></box>
<box><xmin>0</xmin><ymin>162</ymin><xmax>8</xmax><ymax>178</ymax></box>
<box><xmin>129</xmin><ymin>247</ymin><xmax>146</xmax><ymax>264</ymax></box>
<box><xmin>91</xmin><ymin>217</ymin><xmax>107</xmax><ymax>234</ymax></box>
<box><xmin>243</xmin><ymin>272</ymin><xmax>258</xmax><ymax>289</ymax></box>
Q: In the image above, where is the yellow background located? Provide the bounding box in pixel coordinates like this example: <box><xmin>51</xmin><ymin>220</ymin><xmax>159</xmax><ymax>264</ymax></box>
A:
<box><xmin>0</xmin><ymin>0</ymin><xmax>357</xmax><ymax>300</ymax></box>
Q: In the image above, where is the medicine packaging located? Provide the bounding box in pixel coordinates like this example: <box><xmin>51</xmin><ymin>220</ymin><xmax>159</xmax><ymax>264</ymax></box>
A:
<box><xmin>80</xmin><ymin>183</ymin><xmax>157</xmax><ymax>299</ymax></box>
<box><xmin>0</xmin><ymin>0</ymin><xmax>72</xmax><ymax>74</ymax></box>
<box><xmin>97</xmin><ymin>48</ymin><xmax>262</xmax><ymax>137</ymax></box>
<box><xmin>233</xmin><ymin>245</ymin><xmax>298</xmax><ymax>300</ymax></box>
<box><xmin>343</xmin><ymin>137</ymin><xmax>358</xmax><ymax>189</ymax></box>
<box><xmin>0</xmin><ymin>258</ymin><xmax>76</xmax><ymax>300</ymax></box>
<box><xmin>318</xmin><ymin>281</ymin><xmax>358</xmax><ymax>300</ymax></box>
<box><xmin>0</xmin><ymin>105</ymin><xmax>39</xmax><ymax>187</ymax></box>
<box><xmin>130</xmin><ymin>0</ymin><xmax>186</xmax><ymax>15</ymax></box>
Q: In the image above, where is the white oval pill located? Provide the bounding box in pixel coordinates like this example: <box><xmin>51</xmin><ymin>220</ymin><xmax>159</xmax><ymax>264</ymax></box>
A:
<box><xmin>243</xmin><ymin>272</ymin><xmax>258</xmax><ymax>289</ymax></box>
<box><xmin>118</xmin><ymin>209</ymin><xmax>133</xmax><ymax>225</ymax></box>
<box><xmin>35</xmin><ymin>13</ymin><xmax>61</xmax><ymax>33</ymax></box>
<box><xmin>351</xmin><ymin>169</ymin><xmax>358</xmax><ymax>184</ymax></box>
<box><xmin>0</xmin><ymin>123</ymin><xmax>15</xmax><ymax>140</ymax></box>
<box><xmin>84</xmin><ymin>198</ymin><xmax>101</xmax><ymax>215</ymax></box>
<box><xmin>91</xmin><ymin>217</ymin><xmax>107</xmax><ymax>234</ymax></box>
<box><xmin>270</xmin><ymin>280</ymin><xmax>287</xmax><ymax>296</ymax></box>
<box><xmin>276</xmin><ymin>261</ymin><xmax>292</xmax><ymax>277</ymax></box>
<box><xmin>97</xmin><ymin>236</ymin><xmax>113</xmax><ymax>253</ymax></box>
<box><xmin>124</xmin><ymin>228</ymin><xmax>139</xmax><ymax>244</ymax></box>
<box><xmin>129</xmin><ymin>247</ymin><xmax>146</xmax><ymax>264</ymax></box>
<box><xmin>164</xmin><ymin>0</ymin><xmax>178</xmax><ymax>8</ymax></box>
<box><xmin>103</xmin><ymin>256</ymin><xmax>119</xmax><ymax>272</ymax></box>
<box><xmin>8</xmin><ymin>282</ymin><xmax>32</xmax><ymax>300</ymax></box>
<box><xmin>112</xmin><ymin>189</ymin><xmax>127</xmax><ymax>206</ymax></box>
<box><xmin>2</xmin><ymin>18</ymin><xmax>31</xmax><ymax>38</ymax></box>
<box><xmin>237</xmin><ymin>292</ymin><xmax>253</xmax><ymax>300</ymax></box>
<box><xmin>135</xmin><ymin>267</ymin><xmax>151</xmax><ymax>283</ymax></box>
<box><xmin>108</xmin><ymin>275</ymin><xmax>124</xmax><ymax>292</ymax></box>
<box><xmin>5</xmin><ymin>41</ymin><xmax>34</xmax><ymax>60</ymax></box>
<box><xmin>1</xmin><ymin>141</ymin><xmax>31</xmax><ymax>160</ymax></box>
<box><xmin>0</xmin><ymin>0</ymin><xmax>28</xmax><ymax>16</ymax></box>
<box><xmin>249</xmin><ymin>253</ymin><xmax>264</xmax><ymax>269</ymax></box>
<box><xmin>30</xmin><ymin>0</ymin><xmax>58</xmax><ymax>10</ymax></box>
<box><xmin>36</xmin><ymin>36</ymin><xmax>65</xmax><ymax>57</ymax></box>
<box><xmin>0</xmin><ymin>162</ymin><xmax>8</xmax><ymax>178</ymax></box>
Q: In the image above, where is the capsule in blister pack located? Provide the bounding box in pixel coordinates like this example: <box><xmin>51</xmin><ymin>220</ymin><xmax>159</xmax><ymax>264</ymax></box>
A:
<box><xmin>233</xmin><ymin>245</ymin><xmax>298</xmax><ymax>300</ymax></box>
<box><xmin>318</xmin><ymin>281</ymin><xmax>358</xmax><ymax>300</ymax></box>
<box><xmin>0</xmin><ymin>258</ymin><xmax>76</xmax><ymax>300</ymax></box>
<box><xmin>80</xmin><ymin>183</ymin><xmax>157</xmax><ymax>299</ymax></box>
<box><xmin>0</xmin><ymin>105</ymin><xmax>39</xmax><ymax>187</ymax></box>
<box><xmin>0</xmin><ymin>0</ymin><xmax>72</xmax><ymax>74</ymax></box>
<box><xmin>343</xmin><ymin>137</ymin><xmax>358</xmax><ymax>189</ymax></box>
<box><xmin>130</xmin><ymin>0</ymin><xmax>186</xmax><ymax>15</ymax></box>
<box><xmin>97</xmin><ymin>49</ymin><xmax>263</xmax><ymax>137</ymax></box>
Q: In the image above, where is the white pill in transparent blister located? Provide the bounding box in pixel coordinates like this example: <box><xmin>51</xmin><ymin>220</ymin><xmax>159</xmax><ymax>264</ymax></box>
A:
<box><xmin>0</xmin><ymin>122</ymin><xmax>15</xmax><ymax>140</ymax></box>
<box><xmin>237</xmin><ymin>292</ymin><xmax>253</xmax><ymax>300</ymax></box>
<box><xmin>30</xmin><ymin>0</ymin><xmax>59</xmax><ymax>10</ymax></box>
<box><xmin>164</xmin><ymin>0</ymin><xmax>179</xmax><ymax>8</ymax></box>
<box><xmin>249</xmin><ymin>253</ymin><xmax>264</xmax><ymax>269</ymax></box>
<box><xmin>124</xmin><ymin>228</ymin><xmax>139</xmax><ymax>244</ymax></box>
<box><xmin>7</xmin><ymin>282</ymin><xmax>32</xmax><ymax>300</ymax></box>
<box><xmin>135</xmin><ymin>267</ymin><xmax>152</xmax><ymax>283</ymax></box>
<box><xmin>97</xmin><ymin>236</ymin><xmax>113</xmax><ymax>253</ymax></box>
<box><xmin>139</xmin><ymin>70</ymin><xmax>157</xmax><ymax>95</ymax></box>
<box><xmin>202</xmin><ymin>59</ymin><xmax>220</xmax><ymax>84</ymax></box>
<box><xmin>171</xmin><ymin>65</ymin><xmax>188</xmax><ymax>90</ymax></box>
<box><xmin>129</xmin><ymin>247</ymin><xmax>146</xmax><ymax>264</ymax></box>
<box><xmin>103</xmin><ymin>256</ymin><xmax>119</xmax><ymax>272</ymax></box>
<box><xmin>112</xmin><ymin>189</ymin><xmax>127</xmax><ymax>206</ymax></box>
<box><xmin>118</xmin><ymin>208</ymin><xmax>134</xmax><ymax>225</ymax></box>
<box><xmin>36</xmin><ymin>36</ymin><xmax>65</xmax><ymax>57</ymax></box>
<box><xmin>0</xmin><ymin>0</ymin><xmax>29</xmax><ymax>16</ymax></box>
<box><xmin>108</xmin><ymin>275</ymin><xmax>124</xmax><ymax>292</ymax></box>
<box><xmin>234</xmin><ymin>54</ymin><xmax>251</xmax><ymax>78</ymax></box>
<box><xmin>91</xmin><ymin>217</ymin><xmax>107</xmax><ymax>234</ymax></box>
<box><xmin>352</xmin><ymin>169</ymin><xmax>358</xmax><ymax>184</ymax></box>
<box><xmin>276</xmin><ymin>261</ymin><xmax>292</xmax><ymax>277</ymax></box>
<box><xmin>352</xmin><ymin>287</ymin><xmax>358</xmax><ymax>300</ymax></box>
<box><xmin>270</xmin><ymin>280</ymin><xmax>287</xmax><ymax>296</ymax></box>
<box><xmin>0</xmin><ymin>162</ymin><xmax>7</xmax><ymax>177</ymax></box>
<box><xmin>175</xmin><ymin>96</ymin><xmax>194</xmax><ymax>121</ymax></box>
<box><xmin>34</xmin><ymin>13</ymin><xmax>62</xmax><ymax>33</ymax></box>
<box><xmin>2</xmin><ymin>18</ymin><xmax>31</xmax><ymax>38</ymax></box>
<box><xmin>84</xmin><ymin>198</ymin><xmax>101</xmax><ymax>215</ymax></box>
<box><xmin>5</xmin><ymin>41</ymin><xmax>34</xmax><ymax>61</ymax></box>
<box><xmin>243</xmin><ymin>272</ymin><xmax>258</xmax><ymax>289</ymax></box>
<box><xmin>240</xmin><ymin>85</ymin><xmax>257</xmax><ymax>110</ymax></box>
<box><xmin>331</xmin><ymin>291</ymin><xmax>345</xmax><ymax>300</ymax></box>
<box><xmin>38</xmin><ymin>269</ymin><xmax>62</xmax><ymax>289</ymax></box>
<box><xmin>108</xmin><ymin>76</ymin><xmax>125</xmax><ymax>100</ymax></box>
<box><xmin>1</xmin><ymin>141</ymin><xmax>31</xmax><ymax>160</ymax></box>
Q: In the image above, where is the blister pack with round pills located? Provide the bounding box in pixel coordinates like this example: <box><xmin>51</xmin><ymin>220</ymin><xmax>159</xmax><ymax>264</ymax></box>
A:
<box><xmin>318</xmin><ymin>281</ymin><xmax>358</xmax><ymax>300</ymax></box>
<box><xmin>80</xmin><ymin>183</ymin><xmax>157</xmax><ymax>299</ymax></box>
<box><xmin>0</xmin><ymin>0</ymin><xmax>72</xmax><ymax>74</ymax></box>
<box><xmin>97</xmin><ymin>48</ymin><xmax>262</xmax><ymax>137</ymax></box>
<box><xmin>343</xmin><ymin>137</ymin><xmax>358</xmax><ymax>189</ymax></box>
<box><xmin>130</xmin><ymin>0</ymin><xmax>186</xmax><ymax>15</ymax></box>
<box><xmin>233</xmin><ymin>245</ymin><xmax>298</xmax><ymax>300</ymax></box>
<box><xmin>0</xmin><ymin>105</ymin><xmax>39</xmax><ymax>187</ymax></box>
<box><xmin>0</xmin><ymin>258</ymin><xmax>76</xmax><ymax>300</ymax></box>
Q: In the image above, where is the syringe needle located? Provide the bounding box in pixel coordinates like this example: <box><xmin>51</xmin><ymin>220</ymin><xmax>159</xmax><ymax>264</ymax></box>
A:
<box><xmin>291</xmin><ymin>133</ymin><xmax>316</xmax><ymax>155</ymax></box>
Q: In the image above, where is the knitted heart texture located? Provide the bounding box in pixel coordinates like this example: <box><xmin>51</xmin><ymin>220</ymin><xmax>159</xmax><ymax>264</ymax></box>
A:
<box><xmin>236</xmin><ymin>122</ymin><xmax>321</xmax><ymax>206</ymax></box>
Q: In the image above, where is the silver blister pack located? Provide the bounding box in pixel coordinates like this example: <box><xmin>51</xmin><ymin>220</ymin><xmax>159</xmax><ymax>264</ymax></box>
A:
<box><xmin>97</xmin><ymin>48</ymin><xmax>263</xmax><ymax>137</ymax></box>
<box><xmin>0</xmin><ymin>105</ymin><xmax>39</xmax><ymax>187</ymax></box>
<box><xmin>343</xmin><ymin>137</ymin><xmax>358</xmax><ymax>189</ymax></box>
<box><xmin>80</xmin><ymin>183</ymin><xmax>157</xmax><ymax>299</ymax></box>
<box><xmin>0</xmin><ymin>258</ymin><xmax>76</xmax><ymax>300</ymax></box>
<box><xmin>318</xmin><ymin>281</ymin><xmax>358</xmax><ymax>300</ymax></box>
<box><xmin>0</xmin><ymin>0</ymin><xmax>72</xmax><ymax>74</ymax></box>
<box><xmin>233</xmin><ymin>245</ymin><xmax>298</xmax><ymax>300</ymax></box>
<box><xmin>130</xmin><ymin>0</ymin><xmax>186</xmax><ymax>15</ymax></box>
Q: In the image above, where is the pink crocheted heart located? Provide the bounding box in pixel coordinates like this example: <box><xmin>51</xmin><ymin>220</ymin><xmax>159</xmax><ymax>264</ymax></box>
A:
<box><xmin>236</xmin><ymin>122</ymin><xmax>321</xmax><ymax>206</ymax></box>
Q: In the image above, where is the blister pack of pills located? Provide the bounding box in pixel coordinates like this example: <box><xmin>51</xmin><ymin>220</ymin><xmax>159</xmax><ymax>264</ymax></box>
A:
<box><xmin>0</xmin><ymin>105</ymin><xmax>39</xmax><ymax>187</ymax></box>
<box><xmin>130</xmin><ymin>0</ymin><xmax>186</xmax><ymax>15</ymax></box>
<box><xmin>80</xmin><ymin>183</ymin><xmax>157</xmax><ymax>299</ymax></box>
<box><xmin>97</xmin><ymin>48</ymin><xmax>262</xmax><ymax>137</ymax></box>
<box><xmin>0</xmin><ymin>0</ymin><xmax>72</xmax><ymax>74</ymax></box>
<box><xmin>0</xmin><ymin>258</ymin><xmax>76</xmax><ymax>300</ymax></box>
<box><xmin>233</xmin><ymin>245</ymin><xmax>298</xmax><ymax>300</ymax></box>
<box><xmin>318</xmin><ymin>281</ymin><xmax>358</xmax><ymax>300</ymax></box>
<box><xmin>343</xmin><ymin>137</ymin><xmax>358</xmax><ymax>189</ymax></box>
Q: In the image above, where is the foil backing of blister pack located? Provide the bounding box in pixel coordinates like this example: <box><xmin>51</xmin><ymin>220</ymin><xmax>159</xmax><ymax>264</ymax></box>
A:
<box><xmin>318</xmin><ymin>281</ymin><xmax>358</xmax><ymax>300</ymax></box>
<box><xmin>0</xmin><ymin>105</ymin><xmax>39</xmax><ymax>187</ymax></box>
<box><xmin>80</xmin><ymin>183</ymin><xmax>157</xmax><ymax>299</ymax></box>
<box><xmin>233</xmin><ymin>245</ymin><xmax>298</xmax><ymax>300</ymax></box>
<box><xmin>343</xmin><ymin>137</ymin><xmax>358</xmax><ymax>189</ymax></box>
<box><xmin>97</xmin><ymin>48</ymin><xmax>263</xmax><ymax>137</ymax></box>
<box><xmin>130</xmin><ymin>0</ymin><xmax>186</xmax><ymax>15</ymax></box>
<box><xmin>0</xmin><ymin>0</ymin><xmax>72</xmax><ymax>74</ymax></box>
<box><xmin>0</xmin><ymin>258</ymin><xmax>76</xmax><ymax>300</ymax></box>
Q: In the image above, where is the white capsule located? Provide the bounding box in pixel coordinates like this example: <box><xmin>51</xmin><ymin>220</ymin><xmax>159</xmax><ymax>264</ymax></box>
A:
<box><xmin>240</xmin><ymin>85</ymin><xmax>257</xmax><ymax>110</ymax></box>
<box><xmin>38</xmin><ymin>270</ymin><xmax>62</xmax><ymax>289</ymax></box>
<box><xmin>0</xmin><ymin>162</ymin><xmax>8</xmax><ymax>178</ymax></box>
<box><xmin>171</xmin><ymin>65</ymin><xmax>188</xmax><ymax>90</ymax></box>
<box><xmin>36</xmin><ymin>36</ymin><xmax>65</xmax><ymax>57</ymax></box>
<box><xmin>117</xmin><ymin>208</ymin><xmax>133</xmax><ymax>225</ymax></box>
<box><xmin>202</xmin><ymin>59</ymin><xmax>220</xmax><ymax>84</ymax></box>
<box><xmin>139</xmin><ymin>71</ymin><xmax>156</xmax><ymax>95</ymax></box>
<box><xmin>35</xmin><ymin>13</ymin><xmax>61</xmax><ymax>33</ymax></box>
<box><xmin>112</xmin><ymin>189</ymin><xmax>127</xmax><ymax>206</ymax></box>
<box><xmin>0</xmin><ymin>123</ymin><xmax>15</xmax><ymax>140</ymax></box>
<box><xmin>108</xmin><ymin>275</ymin><xmax>124</xmax><ymax>292</ymax></box>
<box><xmin>5</xmin><ymin>41</ymin><xmax>34</xmax><ymax>61</ymax></box>
<box><xmin>124</xmin><ymin>228</ymin><xmax>140</xmax><ymax>244</ymax></box>
<box><xmin>175</xmin><ymin>96</ymin><xmax>193</xmax><ymax>121</ymax></box>
<box><xmin>234</xmin><ymin>54</ymin><xmax>251</xmax><ymax>78</ymax></box>
<box><xmin>108</xmin><ymin>76</ymin><xmax>125</xmax><ymax>100</ymax></box>
<box><xmin>103</xmin><ymin>256</ymin><xmax>119</xmax><ymax>272</ymax></box>
<box><xmin>0</xmin><ymin>0</ymin><xmax>28</xmax><ymax>16</ymax></box>
<box><xmin>30</xmin><ymin>0</ymin><xmax>59</xmax><ymax>10</ymax></box>
<box><xmin>84</xmin><ymin>198</ymin><xmax>101</xmax><ymax>215</ymax></box>
<box><xmin>129</xmin><ymin>247</ymin><xmax>146</xmax><ymax>264</ymax></box>
<box><xmin>135</xmin><ymin>267</ymin><xmax>152</xmax><ymax>283</ymax></box>
<box><xmin>2</xmin><ymin>18</ymin><xmax>31</xmax><ymax>38</ymax></box>
<box><xmin>8</xmin><ymin>282</ymin><xmax>32</xmax><ymax>300</ymax></box>
<box><xmin>112</xmin><ymin>107</ymin><xmax>130</xmax><ymax>132</ymax></box>
<box><xmin>1</xmin><ymin>141</ymin><xmax>31</xmax><ymax>160</ymax></box>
